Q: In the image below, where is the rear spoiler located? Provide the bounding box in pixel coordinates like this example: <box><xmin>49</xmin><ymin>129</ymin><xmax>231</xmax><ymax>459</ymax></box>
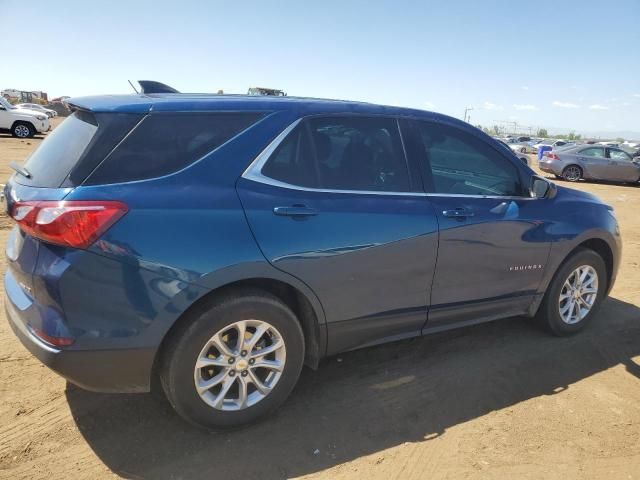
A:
<box><xmin>137</xmin><ymin>80</ymin><xmax>180</xmax><ymax>94</ymax></box>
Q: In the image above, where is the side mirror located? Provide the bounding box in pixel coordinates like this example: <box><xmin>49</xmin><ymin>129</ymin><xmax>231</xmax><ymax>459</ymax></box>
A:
<box><xmin>531</xmin><ymin>175</ymin><xmax>556</xmax><ymax>199</ymax></box>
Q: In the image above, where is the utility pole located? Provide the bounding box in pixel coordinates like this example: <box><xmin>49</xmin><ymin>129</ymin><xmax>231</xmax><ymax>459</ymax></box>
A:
<box><xmin>464</xmin><ymin>106</ymin><xmax>473</xmax><ymax>123</ymax></box>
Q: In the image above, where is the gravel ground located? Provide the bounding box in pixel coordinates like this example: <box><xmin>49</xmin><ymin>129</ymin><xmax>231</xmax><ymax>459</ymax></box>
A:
<box><xmin>0</xmin><ymin>121</ymin><xmax>638</xmax><ymax>479</ymax></box>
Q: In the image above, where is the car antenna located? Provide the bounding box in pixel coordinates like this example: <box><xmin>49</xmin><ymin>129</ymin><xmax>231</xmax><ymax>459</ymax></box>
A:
<box><xmin>127</xmin><ymin>80</ymin><xmax>139</xmax><ymax>94</ymax></box>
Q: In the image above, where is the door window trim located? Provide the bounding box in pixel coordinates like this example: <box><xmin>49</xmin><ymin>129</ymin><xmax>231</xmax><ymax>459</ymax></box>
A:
<box><xmin>242</xmin><ymin>115</ymin><xmax>421</xmax><ymax>196</ymax></box>
<box><xmin>242</xmin><ymin>116</ymin><xmax>539</xmax><ymax>201</ymax></box>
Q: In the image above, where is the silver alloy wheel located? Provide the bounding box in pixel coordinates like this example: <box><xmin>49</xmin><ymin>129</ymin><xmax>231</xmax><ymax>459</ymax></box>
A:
<box><xmin>194</xmin><ymin>319</ymin><xmax>286</xmax><ymax>411</ymax></box>
<box><xmin>558</xmin><ymin>265</ymin><xmax>598</xmax><ymax>325</ymax></box>
<box><xmin>14</xmin><ymin>124</ymin><xmax>30</xmax><ymax>138</ymax></box>
<box><xmin>563</xmin><ymin>166</ymin><xmax>581</xmax><ymax>182</ymax></box>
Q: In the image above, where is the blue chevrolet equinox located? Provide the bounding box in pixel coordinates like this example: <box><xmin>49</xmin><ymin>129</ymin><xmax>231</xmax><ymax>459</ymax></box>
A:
<box><xmin>4</xmin><ymin>92</ymin><xmax>621</xmax><ymax>429</ymax></box>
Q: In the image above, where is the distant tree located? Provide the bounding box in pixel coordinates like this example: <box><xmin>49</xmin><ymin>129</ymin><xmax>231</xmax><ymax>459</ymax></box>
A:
<box><xmin>566</xmin><ymin>131</ymin><xmax>582</xmax><ymax>141</ymax></box>
<box><xmin>492</xmin><ymin>125</ymin><xmax>500</xmax><ymax>135</ymax></box>
<box><xmin>537</xmin><ymin>128</ymin><xmax>548</xmax><ymax>137</ymax></box>
<box><xmin>616</xmin><ymin>137</ymin><xmax>625</xmax><ymax>143</ymax></box>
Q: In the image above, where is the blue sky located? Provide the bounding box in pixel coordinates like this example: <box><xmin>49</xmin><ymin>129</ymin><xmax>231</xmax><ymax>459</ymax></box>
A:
<box><xmin>2</xmin><ymin>0</ymin><xmax>639</xmax><ymax>136</ymax></box>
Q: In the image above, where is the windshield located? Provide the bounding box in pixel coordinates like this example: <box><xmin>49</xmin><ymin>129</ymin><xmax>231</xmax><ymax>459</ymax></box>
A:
<box><xmin>0</xmin><ymin>97</ymin><xmax>16</xmax><ymax>109</ymax></box>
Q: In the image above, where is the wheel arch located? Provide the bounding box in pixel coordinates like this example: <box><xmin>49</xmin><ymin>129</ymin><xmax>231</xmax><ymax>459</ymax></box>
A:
<box><xmin>562</xmin><ymin>163</ymin><xmax>583</xmax><ymax>176</ymax></box>
<box><xmin>11</xmin><ymin>119</ymin><xmax>35</xmax><ymax>131</ymax></box>
<box><xmin>530</xmin><ymin>233</ymin><xmax>618</xmax><ymax>317</ymax></box>
<box><xmin>574</xmin><ymin>238</ymin><xmax>614</xmax><ymax>291</ymax></box>
<box><xmin>152</xmin><ymin>273</ymin><xmax>327</xmax><ymax>390</ymax></box>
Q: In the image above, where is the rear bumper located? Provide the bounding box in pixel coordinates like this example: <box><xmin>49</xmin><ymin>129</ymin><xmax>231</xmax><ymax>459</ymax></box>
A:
<box><xmin>538</xmin><ymin>160</ymin><xmax>561</xmax><ymax>175</ymax></box>
<box><xmin>5</xmin><ymin>269</ymin><xmax>154</xmax><ymax>393</ymax></box>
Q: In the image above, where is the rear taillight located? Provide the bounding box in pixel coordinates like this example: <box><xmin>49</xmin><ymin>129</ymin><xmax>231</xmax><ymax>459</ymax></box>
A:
<box><xmin>29</xmin><ymin>325</ymin><xmax>75</xmax><ymax>347</ymax></box>
<box><xmin>10</xmin><ymin>200</ymin><xmax>128</xmax><ymax>249</ymax></box>
<box><xmin>545</xmin><ymin>153</ymin><xmax>560</xmax><ymax>160</ymax></box>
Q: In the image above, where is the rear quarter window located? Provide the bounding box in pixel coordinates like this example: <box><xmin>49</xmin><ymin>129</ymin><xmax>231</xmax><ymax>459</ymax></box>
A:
<box><xmin>18</xmin><ymin>111</ymin><xmax>98</xmax><ymax>187</ymax></box>
<box><xmin>13</xmin><ymin>110</ymin><xmax>143</xmax><ymax>188</ymax></box>
<box><xmin>85</xmin><ymin>112</ymin><xmax>264</xmax><ymax>184</ymax></box>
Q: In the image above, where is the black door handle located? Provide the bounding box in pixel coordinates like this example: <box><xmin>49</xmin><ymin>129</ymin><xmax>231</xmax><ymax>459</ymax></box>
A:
<box><xmin>273</xmin><ymin>205</ymin><xmax>318</xmax><ymax>217</ymax></box>
<box><xmin>442</xmin><ymin>208</ymin><xmax>474</xmax><ymax>218</ymax></box>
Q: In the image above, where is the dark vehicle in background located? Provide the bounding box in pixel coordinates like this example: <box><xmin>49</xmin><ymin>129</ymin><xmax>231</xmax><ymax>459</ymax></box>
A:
<box><xmin>4</xmin><ymin>93</ymin><xmax>621</xmax><ymax>429</ymax></box>
<box><xmin>539</xmin><ymin>144</ymin><xmax>640</xmax><ymax>183</ymax></box>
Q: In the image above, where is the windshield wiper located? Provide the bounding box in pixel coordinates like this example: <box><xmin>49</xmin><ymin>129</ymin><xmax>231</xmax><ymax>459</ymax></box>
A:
<box><xmin>10</xmin><ymin>162</ymin><xmax>31</xmax><ymax>179</ymax></box>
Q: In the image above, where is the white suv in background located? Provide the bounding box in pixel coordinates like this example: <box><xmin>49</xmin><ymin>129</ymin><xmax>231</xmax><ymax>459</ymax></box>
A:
<box><xmin>0</xmin><ymin>97</ymin><xmax>50</xmax><ymax>138</ymax></box>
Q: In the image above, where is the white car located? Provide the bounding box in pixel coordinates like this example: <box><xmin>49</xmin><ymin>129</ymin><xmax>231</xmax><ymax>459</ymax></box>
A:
<box><xmin>15</xmin><ymin>103</ymin><xmax>57</xmax><ymax>118</ymax></box>
<box><xmin>0</xmin><ymin>97</ymin><xmax>50</xmax><ymax>138</ymax></box>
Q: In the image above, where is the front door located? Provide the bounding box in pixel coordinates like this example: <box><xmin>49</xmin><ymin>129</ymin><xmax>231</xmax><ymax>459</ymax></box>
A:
<box><xmin>238</xmin><ymin>115</ymin><xmax>439</xmax><ymax>354</ymax></box>
<box><xmin>0</xmin><ymin>101</ymin><xmax>12</xmax><ymax>129</ymax></box>
<box><xmin>606</xmin><ymin>148</ymin><xmax>640</xmax><ymax>181</ymax></box>
<box><xmin>406</xmin><ymin>119</ymin><xmax>551</xmax><ymax>329</ymax></box>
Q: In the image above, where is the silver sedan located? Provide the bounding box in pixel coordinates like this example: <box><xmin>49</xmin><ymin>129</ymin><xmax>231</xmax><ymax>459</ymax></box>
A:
<box><xmin>538</xmin><ymin>145</ymin><xmax>640</xmax><ymax>183</ymax></box>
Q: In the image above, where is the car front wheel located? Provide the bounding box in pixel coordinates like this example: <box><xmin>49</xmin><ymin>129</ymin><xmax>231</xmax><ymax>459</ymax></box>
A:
<box><xmin>160</xmin><ymin>289</ymin><xmax>305</xmax><ymax>430</ymax></box>
<box><xmin>12</xmin><ymin>122</ymin><xmax>34</xmax><ymax>138</ymax></box>
<box><xmin>536</xmin><ymin>248</ymin><xmax>606</xmax><ymax>335</ymax></box>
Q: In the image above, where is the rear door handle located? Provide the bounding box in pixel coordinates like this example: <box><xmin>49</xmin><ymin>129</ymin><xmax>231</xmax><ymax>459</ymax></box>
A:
<box><xmin>442</xmin><ymin>208</ymin><xmax>474</xmax><ymax>218</ymax></box>
<box><xmin>273</xmin><ymin>205</ymin><xmax>318</xmax><ymax>217</ymax></box>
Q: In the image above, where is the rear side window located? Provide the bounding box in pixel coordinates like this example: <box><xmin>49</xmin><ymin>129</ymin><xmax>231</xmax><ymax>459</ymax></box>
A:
<box><xmin>19</xmin><ymin>111</ymin><xmax>98</xmax><ymax>187</ymax></box>
<box><xmin>262</xmin><ymin>125</ymin><xmax>317</xmax><ymax>188</ymax></box>
<box><xmin>261</xmin><ymin>116</ymin><xmax>411</xmax><ymax>193</ymax></box>
<box><xmin>412</xmin><ymin>120</ymin><xmax>523</xmax><ymax>196</ymax></box>
<box><xmin>86</xmin><ymin>112</ymin><xmax>263</xmax><ymax>184</ymax></box>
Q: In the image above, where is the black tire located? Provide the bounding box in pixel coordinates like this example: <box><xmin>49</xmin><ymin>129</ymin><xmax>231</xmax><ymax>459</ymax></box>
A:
<box><xmin>160</xmin><ymin>289</ymin><xmax>305</xmax><ymax>430</ymax></box>
<box><xmin>11</xmin><ymin>122</ymin><xmax>35</xmax><ymax>138</ymax></box>
<box><xmin>536</xmin><ymin>248</ymin><xmax>607</xmax><ymax>336</ymax></box>
<box><xmin>520</xmin><ymin>147</ymin><xmax>527</xmax><ymax>153</ymax></box>
<box><xmin>562</xmin><ymin>165</ymin><xmax>582</xmax><ymax>182</ymax></box>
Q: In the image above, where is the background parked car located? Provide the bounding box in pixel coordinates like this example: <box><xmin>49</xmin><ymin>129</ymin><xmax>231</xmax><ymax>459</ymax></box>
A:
<box><xmin>539</xmin><ymin>144</ymin><xmax>640</xmax><ymax>183</ymax></box>
<box><xmin>0</xmin><ymin>96</ymin><xmax>50</xmax><ymax>137</ymax></box>
<box><xmin>15</xmin><ymin>103</ymin><xmax>57</xmax><ymax>118</ymax></box>
<box><xmin>497</xmin><ymin>139</ymin><xmax>531</xmax><ymax>165</ymax></box>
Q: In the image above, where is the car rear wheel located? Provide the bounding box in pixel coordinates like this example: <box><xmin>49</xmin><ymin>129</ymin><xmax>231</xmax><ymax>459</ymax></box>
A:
<box><xmin>520</xmin><ymin>147</ymin><xmax>527</xmax><ymax>153</ymax></box>
<box><xmin>12</xmin><ymin>122</ymin><xmax>34</xmax><ymax>138</ymax></box>
<box><xmin>562</xmin><ymin>165</ymin><xmax>582</xmax><ymax>182</ymax></box>
<box><xmin>536</xmin><ymin>248</ymin><xmax>606</xmax><ymax>335</ymax></box>
<box><xmin>160</xmin><ymin>289</ymin><xmax>305</xmax><ymax>430</ymax></box>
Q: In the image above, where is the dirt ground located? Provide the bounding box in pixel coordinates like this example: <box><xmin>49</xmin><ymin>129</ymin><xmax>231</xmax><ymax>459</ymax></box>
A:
<box><xmin>0</xmin><ymin>120</ymin><xmax>638</xmax><ymax>480</ymax></box>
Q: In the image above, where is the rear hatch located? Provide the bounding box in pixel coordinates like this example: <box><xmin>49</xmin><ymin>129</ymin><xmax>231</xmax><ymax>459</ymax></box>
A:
<box><xmin>4</xmin><ymin>110</ymin><xmax>143</xmax><ymax>292</ymax></box>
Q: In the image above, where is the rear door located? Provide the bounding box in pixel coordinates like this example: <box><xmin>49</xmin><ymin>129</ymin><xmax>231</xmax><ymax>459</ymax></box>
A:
<box><xmin>238</xmin><ymin>115</ymin><xmax>439</xmax><ymax>354</ymax></box>
<box><xmin>404</xmin><ymin>119</ymin><xmax>551</xmax><ymax>329</ymax></box>
<box><xmin>606</xmin><ymin>148</ymin><xmax>640</xmax><ymax>181</ymax></box>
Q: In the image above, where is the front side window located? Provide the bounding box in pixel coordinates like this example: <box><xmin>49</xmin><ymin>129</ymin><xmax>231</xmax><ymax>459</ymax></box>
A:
<box><xmin>261</xmin><ymin>116</ymin><xmax>411</xmax><ymax>192</ymax></box>
<box><xmin>580</xmin><ymin>147</ymin><xmax>605</xmax><ymax>158</ymax></box>
<box><xmin>609</xmin><ymin>149</ymin><xmax>631</xmax><ymax>161</ymax></box>
<box><xmin>412</xmin><ymin>120</ymin><xmax>523</xmax><ymax>196</ymax></box>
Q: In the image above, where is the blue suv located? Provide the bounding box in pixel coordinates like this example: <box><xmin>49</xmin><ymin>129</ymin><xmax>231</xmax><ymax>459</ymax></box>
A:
<box><xmin>4</xmin><ymin>93</ymin><xmax>621</xmax><ymax>429</ymax></box>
